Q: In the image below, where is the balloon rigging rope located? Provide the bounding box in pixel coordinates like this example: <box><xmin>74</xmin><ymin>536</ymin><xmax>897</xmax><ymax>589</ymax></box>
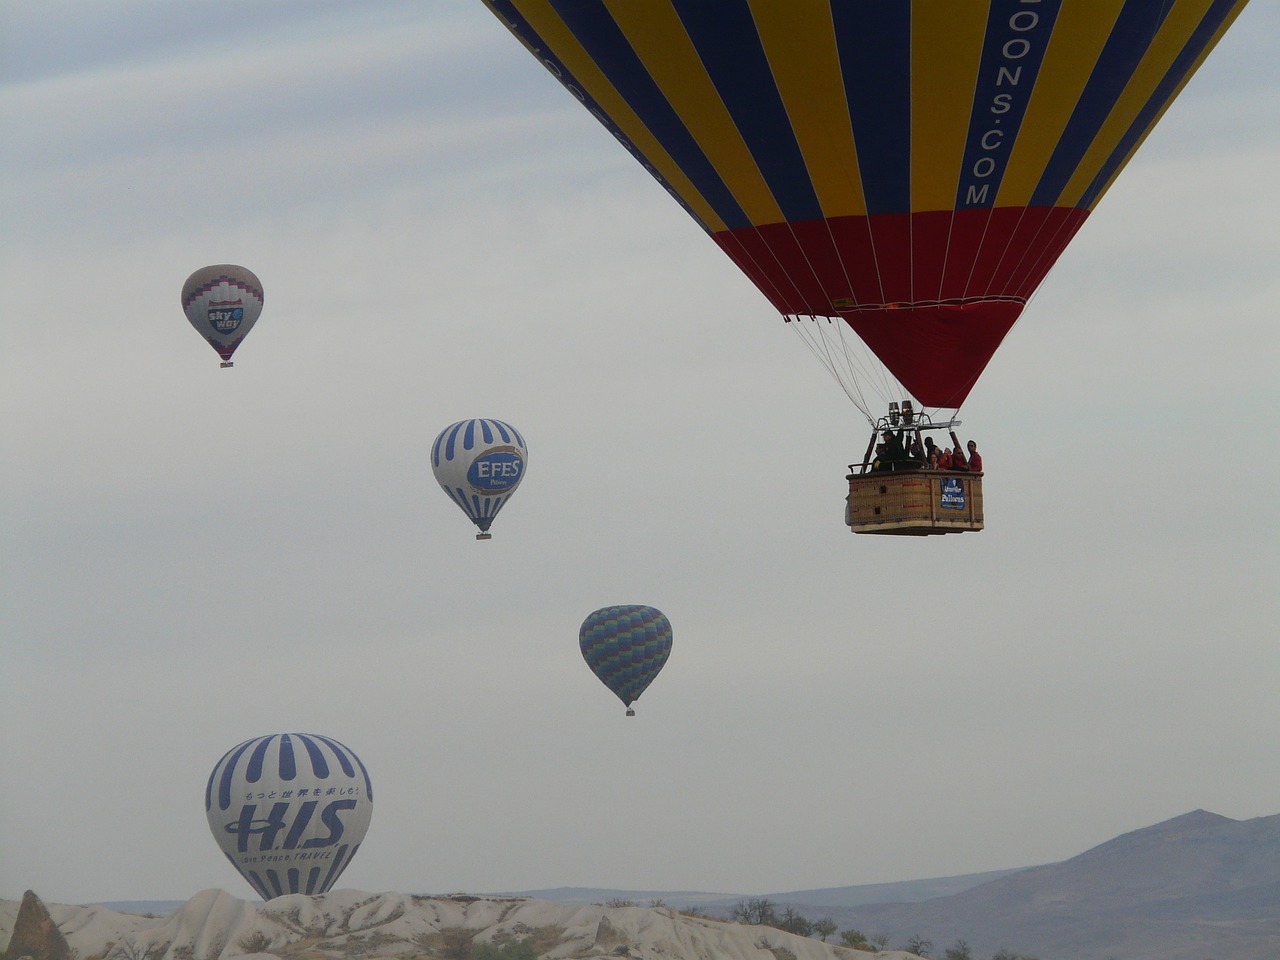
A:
<box><xmin>790</xmin><ymin>319</ymin><xmax>869</xmax><ymax>416</ymax></box>
<box><xmin>789</xmin><ymin>316</ymin><xmax>904</xmax><ymax>426</ymax></box>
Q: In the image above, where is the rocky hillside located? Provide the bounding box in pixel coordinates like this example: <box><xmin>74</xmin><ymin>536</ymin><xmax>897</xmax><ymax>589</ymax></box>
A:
<box><xmin>0</xmin><ymin>890</ymin><xmax>922</xmax><ymax>960</ymax></box>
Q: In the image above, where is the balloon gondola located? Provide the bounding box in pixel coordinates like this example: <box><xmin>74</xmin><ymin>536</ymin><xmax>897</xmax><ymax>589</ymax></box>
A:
<box><xmin>579</xmin><ymin>605</ymin><xmax>673</xmax><ymax>716</ymax></box>
<box><xmin>431</xmin><ymin>418</ymin><xmax>528</xmax><ymax>540</ymax></box>
<box><xmin>181</xmin><ymin>264</ymin><xmax>263</xmax><ymax>368</ymax></box>
<box><xmin>205</xmin><ymin>733</ymin><xmax>373</xmax><ymax>900</ymax></box>
<box><xmin>482</xmin><ymin>0</ymin><xmax>1251</xmax><ymax>533</ymax></box>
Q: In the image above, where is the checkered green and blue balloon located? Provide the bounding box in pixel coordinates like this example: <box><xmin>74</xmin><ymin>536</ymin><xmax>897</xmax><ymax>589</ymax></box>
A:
<box><xmin>579</xmin><ymin>605</ymin><xmax>672</xmax><ymax>710</ymax></box>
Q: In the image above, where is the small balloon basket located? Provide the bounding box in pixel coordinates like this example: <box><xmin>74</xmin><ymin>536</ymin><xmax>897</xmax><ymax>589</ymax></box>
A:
<box><xmin>845</xmin><ymin>470</ymin><xmax>983</xmax><ymax>535</ymax></box>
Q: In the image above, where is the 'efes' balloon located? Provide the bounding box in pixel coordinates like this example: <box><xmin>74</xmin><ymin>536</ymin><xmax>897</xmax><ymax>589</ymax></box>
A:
<box><xmin>481</xmin><ymin>1</ymin><xmax>1250</xmax><ymax>415</ymax></box>
<box><xmin>181</xmin><ymin>264</ymin><xmax>264</xmax><ymax>368</ymax></box>
<box><xmin>431</xmin><ymin>419</ymin><xmax>528</xmax><ymax>540</ymax></box>
<box><xmin>205</xmin><ymin>733</ymin><xmax>373</xmax><ymax>900</ymax></box>
<box><xmin>580</xmin><ymin>605</ymin><xmax>673</xmax><ymax>716</ymax></box>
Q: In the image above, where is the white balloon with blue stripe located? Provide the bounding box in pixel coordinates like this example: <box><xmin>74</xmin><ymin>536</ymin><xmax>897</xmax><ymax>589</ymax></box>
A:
<box><xmin>431</xmin><ymin>418</ymin><xmax>528</xmax><ymax>540</ymax></box>
<box><xmin>205</xmin><ymin>733</ymin><xmax>373</xmax><ymax>900</ymax></box>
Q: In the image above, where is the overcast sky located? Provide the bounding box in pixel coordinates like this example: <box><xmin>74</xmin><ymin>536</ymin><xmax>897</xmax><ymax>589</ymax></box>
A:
<box><xmin>3</xmin><ymin>1</ymin><xmax>1278</xmax><ymax>906</ymax></box>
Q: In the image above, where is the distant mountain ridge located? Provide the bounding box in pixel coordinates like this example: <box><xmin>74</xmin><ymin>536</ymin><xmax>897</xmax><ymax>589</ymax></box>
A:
<box><xmin>826</xmin><ymin>809</ymin><xmax>1280</xmax><ymax>960</ymax></box>
<box><xmin>512</xmin><ymin>868</ymin><xmax>1025</xmax><ymax>910</ymax></box>
<box><xmin>514</xmin><ymin>810</ymin><xmax>1280</xmax><ymax>960</ymax></box>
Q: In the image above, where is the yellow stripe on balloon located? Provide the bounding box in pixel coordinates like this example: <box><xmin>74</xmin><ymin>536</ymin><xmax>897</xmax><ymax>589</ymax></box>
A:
<box><xmin>507</xmin><ymin>0</ymin><xmax>728</xmax><ymax>232</ymax></box>
<box><xmin>749</xmin><ymin>0</ymin><xmax>865</xmax><ymax>218</ymax></box>
<box><xmin>997</xmin><ymin>0</ymin><xmax>1126</xmax><ymax>207</ymax></box>
<box><xmin>1083</xmin><ymin>0</ymin><xmax>1251</xmax><ymax>210</ymax></box>
<box><xmin>1057</xmin><ymin>0</ymin><xmax>1217</xmax><ymax>207</ymax></box>
<box><xmin>909</xmin><ymin>0</ymin><xmax>990</xmax><ymax>213</ymax></box>
<box><xmin>604</xmin><ymin>0</ymin><xmax>783</xmax><ymax>225</ymax></box>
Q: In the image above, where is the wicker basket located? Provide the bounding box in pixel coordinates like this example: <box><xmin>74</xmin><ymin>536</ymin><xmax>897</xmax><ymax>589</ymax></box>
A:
<box><xmin>845</xmin><ymin>470</ymin><xmax>984</xmax><ymax>536</ymax></box>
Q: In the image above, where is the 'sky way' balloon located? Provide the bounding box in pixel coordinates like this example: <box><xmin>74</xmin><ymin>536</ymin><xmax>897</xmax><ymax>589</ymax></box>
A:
<box><xmin>431</xmin><ymin>418</ymin><xmax>528</xmax><ymax>540</ymax></box>
<box><xmin>181</xmin><ymin>264</ymin><xmax>264</xmax><ymax>368</ymax></box>
<box><xmin>580</xmin><ymin>605</ymin><xmax>673</xmax><ymax>716</ymax></box>
<box><xmin>205</xmin><ymin>733</ymin><xmax>373</xmax><ymax>900</ymax></box>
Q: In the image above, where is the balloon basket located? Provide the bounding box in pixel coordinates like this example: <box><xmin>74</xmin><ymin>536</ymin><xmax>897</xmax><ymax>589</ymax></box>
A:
<box><xmin>626</xmin><ymin>708</ymin><xmax>635</xmax><ymax>717</ymax></box>
<box><xmin>475</xmin><ymin>532</ymin><xmax>492</xmax><ymax>541</ymax></box>
<box><xmin>845</xmin><ymin>470</ymin><xmax>983</xmax><ymax>536</ymax></box>
<box><xmin>219</xmin><ymin>361</ymin><xmax>234</xmax><ymax>368</ymax></box>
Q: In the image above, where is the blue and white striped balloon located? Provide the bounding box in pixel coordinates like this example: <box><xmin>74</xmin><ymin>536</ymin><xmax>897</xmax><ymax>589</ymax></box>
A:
<box><xmin>205</xmin><ymin>733</ymin><xmax>373</xmax><ymax>900</ymax></box>
<box><xmin>431</xmin><ymin>419</ymin><xmax>528</xmax><ymax>540</ymax></box>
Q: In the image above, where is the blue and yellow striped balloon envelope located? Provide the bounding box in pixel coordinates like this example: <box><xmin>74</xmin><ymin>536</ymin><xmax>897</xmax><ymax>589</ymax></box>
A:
<box><xmin>580</xmin><ymin>604</ymin><xmax>673</xmax><ymax>715</ymax></box>
<box><xmin>483</xmin><ymin>0</ymin><xmax>1250</xmax><ymax>410</ymax></box>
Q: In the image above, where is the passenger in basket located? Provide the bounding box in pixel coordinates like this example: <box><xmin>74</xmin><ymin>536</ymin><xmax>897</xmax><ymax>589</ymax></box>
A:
<box><xmin>966</xmin><ymin>440</ymin><xmax>983</xmax><ymax>473</ymax></box>
<box><xmin>948</xmin><ymin>431</ymin><xmax>968</xmax><ymax>471</ymax></box>
<box><xmin>938</xmin><ymin>447</ymin><xmax>953</xmax><ymax>470</ymax></box>
<box><xmin>926</xmin><ymin>448</ymin><xmax>940</xmax><ymax>470</ymax></box>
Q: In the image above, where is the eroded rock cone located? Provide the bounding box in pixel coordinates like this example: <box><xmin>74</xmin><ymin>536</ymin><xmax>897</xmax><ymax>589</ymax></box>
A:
<box><xmin>5</xmin><ymin>891</ymin><xmax>72</xmax><ymax>960</ymax></box>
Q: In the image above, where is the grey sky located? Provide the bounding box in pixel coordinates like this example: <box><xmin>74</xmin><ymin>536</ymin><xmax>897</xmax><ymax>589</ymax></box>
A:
<box><xmin>2</xmin><ymin>2</ymin><xmax>1278</xmax><ymax>905</ymax></box>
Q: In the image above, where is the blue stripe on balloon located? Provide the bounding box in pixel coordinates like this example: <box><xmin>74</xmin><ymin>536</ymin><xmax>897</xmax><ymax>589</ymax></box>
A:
<box><xmin>244</xmin><ymin>866</ymin><xmax>270</xmax><ymax>901</ymax></box>
<box><xmin>305</xmin><ymin>865</ymin><xmax>322</xmax><ymax>895</ymax></box>
<box><xmin>480</xmin><ymin>420</ymin><xmax>494</xmax><ymax>444</ymax></box>
<box><xmin>1078</xmin><ymin>0</ymin><xmax>1239</xmax><ymax>208</ymax></box>
<box><xmin>321</xmin><ymin>843</ymin><xmax>351</xmax><ymax>893</ymax></box>
<box><xmin>832</xmin><ymin>3</ymin><xmax>911</xmax><ymax>215</ymax></box>
<box><xmin>216</xmin><ymin>739</ymin><xmax>258</xmax><ymax>810</ymax></box>
<box><xmin>671</xmin><ymin>0</ymin><xmax>821</xmax><ymax>222</ymax></box>
<box><xmin>443</xmin><ymin>421</ymin><xmax>465</xmax><ymax>461</ymax></box>
<box><xmin>453</xmin><ymin>487</ymin><xmax>474</xmax><ymax>518</ymax></box>
<box><xmin>464</xmin><ymin>420</ymin><xmax>476</xmax><ymax>449</ymax></box>
<box><xmin>1030</xmin><ymin>0</ymin><xmax>1168</xmax><ymax>207</ymax></box>
<box><xmin>315</xmin><ymin>734</ymin><xmax>356</xmax><ymax>778</ymax></box>
<box><xmin>246</xmin><ymin>736</ymin><xmax>274</xmax><ymax>784</ymax></box>
<box><xmin>287</xmin><ymin>868</ymin><xmax>300</xmax><ymax>894</ymax></box>
<box><xmin>296</xmin><ymin>733</ymin><xmax>330</xmax><ymax>778</ymax></box>
<box><xmin>278</xmin><ymin>734</ymin><xmax>297</xmax><ymax>781</ymax></box>
<box><xmin>502</xmin><ymin>420</ymin><xmax>526</xmax><ymax>449</ymax></box>
<box><xmin>955</xmin><ymin>0</ymin><xmax>1061</xmax><ymax>209</ymax></box>
<box><xmin>546</xmin><ymin>0</ymin><xmax>751</xmax><ymax>230</ymax></box>
<box><xmin>265</xmin><ymin>868</ymin><xmax>284</xmax><ymax>898</ymax></box>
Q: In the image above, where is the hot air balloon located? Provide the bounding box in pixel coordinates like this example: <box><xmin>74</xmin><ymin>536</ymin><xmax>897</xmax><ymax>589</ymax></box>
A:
<box><xmin>181</xmin><ymin>264</ymin><xmax>263</xmax><ymax>367</ymax></box>
<box><xmin>205</xmin><ymin>733</ymin><xmax>372</xmax><ymax>900</ymax></box>
<box><xmin>481</xmin><ymin>0</ymin><xmax>1250</xmax><ymax>533</ymax></box>
<box><xmin>431</xmin><ymin>418</ymin><xmax>528</xmax><ymax>540</ymax></box>
<box><xmin>580</xmin><ymin>604</ymin><xmax>673</xmax><ymax>716</ymax></box>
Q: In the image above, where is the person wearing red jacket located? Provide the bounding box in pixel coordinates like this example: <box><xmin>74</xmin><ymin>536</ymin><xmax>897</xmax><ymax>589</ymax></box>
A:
<box><xmin>966</xmin><ymin>440</ymin><xmax>983</xmax><ymax>473</ymax></box>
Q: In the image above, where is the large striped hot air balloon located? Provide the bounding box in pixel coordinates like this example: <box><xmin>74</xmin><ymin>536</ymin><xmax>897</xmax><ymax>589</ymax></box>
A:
<box><xmin>580</xmin><ymin>604</ymin><xmax>673</xmax><ymax>716</ymax></box>
<box><xmin>181</xmin><ymin>264</ymin><xmax>264</xmax><ymax>368</ymax></box>
<box><xmin>481</xmin><ymin>0</ymin><xmax>1250</xmax><ymax>417</ymax></box>
<box><xmin>205</xmin><ymin>733</ymin><xmax>373</xmax><ymax>900</ymax></box>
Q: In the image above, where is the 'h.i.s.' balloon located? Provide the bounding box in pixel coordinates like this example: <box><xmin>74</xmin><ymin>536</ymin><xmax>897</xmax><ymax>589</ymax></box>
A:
<box><xmin>580</xmin><ymin>605</ymin><xmax>673</xmax><ymax>716</ymax></box>
<box><xmin>181</xmin><ymin>264</ymin><xmax>263</xmax><ymax>368</ymax></box>
<box><xmin>205</xmin><ymin>733</ymin><xmax>373</xmax><ymax>900</ymax></box>
<box><xmin>431</xmin><ymin>418</ymin><xmax>528</xmax><ymax>540</ymax></box>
